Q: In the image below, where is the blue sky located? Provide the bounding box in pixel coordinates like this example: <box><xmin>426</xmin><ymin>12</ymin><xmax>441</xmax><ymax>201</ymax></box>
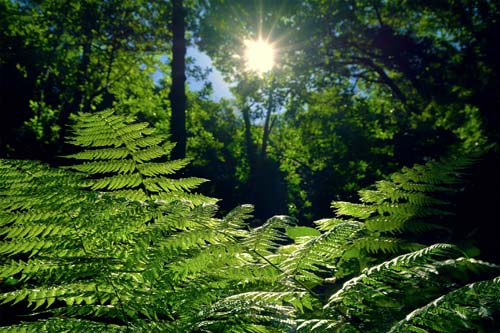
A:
<box><xmin>153</xmin><ymin>47</ymin><xmax>233</xmax><ymax>101</ymax></box>
<box><xmin>187</xmin><ymin>47</ymin><xmax>234</xmax><ymax>101</ymax></box>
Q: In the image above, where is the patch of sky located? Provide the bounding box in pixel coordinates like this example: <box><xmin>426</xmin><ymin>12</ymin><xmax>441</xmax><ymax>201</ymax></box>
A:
<box><xmin>152</xmin><ymin>47</ymin><xmax>233</xmax><ymax>101</ymax></box>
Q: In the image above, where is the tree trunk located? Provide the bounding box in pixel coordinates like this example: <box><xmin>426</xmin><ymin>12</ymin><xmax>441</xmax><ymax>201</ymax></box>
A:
<box><xmin>57</xmin><ymin>4</ymin><xmax>93</xmax><ymax>150</ymax></box>
<box><xmin>261</xmin><ymin>77</ymin><xmax>275</xmax><ymax>156</ymax></box>
<box><xmin>242</xmin><ymin>103</ymin><xmax>258</xmax><ymax>198</ymax></box>
<box><xmin>242</xmin><ymin>104</ymin><xmax>257</xmax><ymax>172</ymax></box>
<box><xmin>169</xmin><ymin>0</ymin><xmax>187</xmax><ymax>159</ymax></box>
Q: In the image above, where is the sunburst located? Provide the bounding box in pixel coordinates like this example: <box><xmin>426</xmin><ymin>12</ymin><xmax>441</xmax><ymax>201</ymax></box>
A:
<box><xmin>244</xmin><ymin>38</ymin><xmax>275</xmax><ymax>75</ymax></box>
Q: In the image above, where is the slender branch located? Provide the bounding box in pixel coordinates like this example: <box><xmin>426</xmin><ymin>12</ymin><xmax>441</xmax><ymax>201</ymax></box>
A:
<box><xmin>261</xmin><ymin>75</ymin><xmax>275</xmax><ymax>157</ymax></box>
<box><xmin>354</xmin><ymin>57</ymin><xmax>409</xmax><ymax>104</ymax></box>
<box><xmin>372</xmin><ymin>0</ymin><xmax>385</xmax><ymax>26</ymax></box>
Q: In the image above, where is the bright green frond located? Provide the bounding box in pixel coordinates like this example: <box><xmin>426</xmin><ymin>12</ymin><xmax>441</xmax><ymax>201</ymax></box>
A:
<box><xmin>280</xmin><ymin>222</ymin><xmax>362</xmax><ymax>284</ymax></box>
<box><xmin>66</xmin><ymin>110</ymin><xmax>207</xmax><ymax>204</ymax></box>
<box><xmin>322</xmin><ymin>244</ymin><xmax>499</xmax><ymax>331</ymax></box>
<box><xmin>244</xmin><ymin>215</ymin><xmax>295</xmax><ymax>256</ymax></box>
<box><xmin>0</xmin><ymin>318</ymin><xmax>126</xmax><ymax>333</ymax></box>
<box><xmin>136</xmin><ymin>160</ymin><xmax>190</xmax><ymax>176</ymax></box>
<box><xmin>389</xmin><ymin>276</ymin><xmax>500</xmax><ymax>333</ymax></box>
<box><xmin>332</xmin><ymin>202</ymin><xmax>374</xmax><ymax>219</ymax></box>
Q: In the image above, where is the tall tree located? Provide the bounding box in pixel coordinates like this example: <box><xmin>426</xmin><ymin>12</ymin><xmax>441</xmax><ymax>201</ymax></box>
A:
<box><xmin>169</xmin><ymin>0</ymin><xmax>187</xmax><ymax>159</ymax></box>
<box><xmin>195</xmin><ymin>0</ymin><xmax>494</xmax><ymax>220</ymax></box>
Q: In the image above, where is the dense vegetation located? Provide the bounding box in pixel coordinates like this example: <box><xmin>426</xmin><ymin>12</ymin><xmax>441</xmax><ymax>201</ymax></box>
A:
<box><xmin>1</xmin><ymin>0</ymin><xmax>499</xmax><ymax>331</ymax></box>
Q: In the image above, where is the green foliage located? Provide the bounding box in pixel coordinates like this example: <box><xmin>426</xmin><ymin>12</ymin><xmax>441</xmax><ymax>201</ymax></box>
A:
<box><xmin>1</xmin><ymin>3</ymin><xmax>497</xmax><ymax>332</ymax></box>
<box><xmin>0</xmin><ymin>111</ymin><xmax>498</xmax><ymax>332</ymax></box>
<box><xmin>327</xmin><ymin>244</ymin><xmax>495</xmax><ymax>318</ymax></box>
<box><xmin>196</xmin><ymin>0</ymin><xmax>496</xmax><ymax>223</ymax></box>
<box><xmin>297</xmin><ymin>245</ymin><xmax>499</xmax><ymax>332</ymax></box>
<box><xmin>185</xmin><ymin>95</ymin><xmax>245</xmax><ymax>212</ymax></box>
<box><xmin>0</xmin><ymin>0</ymin><xmax>171</xmax><ymax>156</ymax></box>
<box><xmin>389</xmin><ymin>275</ymin><xmax>500</xmax><ymax>333</ymax></box>
<box><xmin>336</xmin><ymin>154</ymin><xmax>474</xmax><ymax>234</ymax></box>
<box><xmin>198</xmin><ymin>151</ymin><xmax>499</xmax><ymax>331</ymax></box>
<box><xmin>65</xmin><ymin>109</ymin><xmax>214</xmax><ymax>205</ymax></box>
<box><xmin>0</xmin><ymin>111</ymin><xmax>293</xmax><ymax>331</ymax></box>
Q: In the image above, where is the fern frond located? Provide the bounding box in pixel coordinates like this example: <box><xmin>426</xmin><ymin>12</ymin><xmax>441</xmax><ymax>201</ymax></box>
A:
<box><xmin>66</xmin><ymin>110</ymin><xmax>213</xmax><ymax>205</ymax></box>
<box><xmin>0</xmin><ymin>281</ymin><xmax>107</xmax><ymax>310</ymax></box>
<box><xmin>331</xmin><ymin>202</ymin><xmax>374</xmax><ymax>219</ymax></box>
<box><xmin>0</xmin><ymin>159</ymin><xmax>83</xmax><ymax>212</ymax></box>
<box><xmin>357</xmin><ymin>243</ymin><xmax>462</xmax><ymax>275</ymax></box>
<box><xmin>322</xmin><ymin>244</ymin><xmax>499</xmax><ymax>332</ymax></box>
<box><xmin>136</xmin><ymin>160</ymin><xmax>190</xmax><ymax>176</ymax></box>
<box><xmin>131</xmin><ymin>142</ymin><xmax>176</xmax><ymax>162</ymax></box>
<box><xmin>1</xmin><ymin>112</ymin><xmax>252</xmax><ymax>331</ymax></box>
<box><xmin>244</xmin><ymin>215</ymin><xmax>295</xmax><ymax>256</ymax></box>
<box><xmin>333</xmin><ymin>154</ymin><xmax>475</xmax><ymax>236</ymax></box>
<box><xmin>144</xmin><ymin>176</ymin><xmax>208</xmax><ymax>193</ymax></box>
<box><xmin>392</xmin><ymin>156</ymin><xmax>473</xmax><ymax>186</ymax></box>
<box><xmin>195</xmin><ymin>297</ymin><xmax>296</xmax><ymax>332</ymax></box>
<box><xmin>296</xmin><ymin>318</ymin><xmax>355</xmax><ymax>332</ymax></box>
<box><xmin>154</xmin><ymin>191</ymin><xmax>218</xmax><ymax>206</ymax></box>
<box><xmin>280</xmin><ymin>222</ymin><xmax>362</xmax><ymax>284</ymax></box>
<box><xmin>221</xmin><ymin>204</ymin><xmax>254</xmax><ymax>230</ymax></box>
<box><xmin>314</xmin><ymin>217</ymin><xmax>355</xmax><ymax>232</ymax></box>
<box><xmin>71</xmin><ymin>160</ymin><xmax>137</xmax><ymax>174</ymax></box>
<box><xmin>388</xmin><ymin>276</ymin><xmax>500</xmax><ymax>333</ymax></box>
<box><xmin>65</xmin><ymin>146</ymin><xmax>130</xmax><ymax>160</ymax></box>
<box><xmin>0</xmin><ymin>318</ymin><xmax>126</xmax><ymax>333</ymax></box>
<box><xmin>352</xmin><ymin>236</ymin><xmax>422</xmax><ymax>254</ymax></box>
<box><xmin>223</xmin><ymin>291</ymin><xmax>316</xmax><ymax>313</ymax></box>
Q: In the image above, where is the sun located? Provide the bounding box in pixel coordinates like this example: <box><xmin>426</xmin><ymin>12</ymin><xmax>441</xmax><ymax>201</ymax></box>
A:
<box><xmin>244</xmin><ymin>38</ymin><xmax>275</xmax><ymax>75</ymax></box>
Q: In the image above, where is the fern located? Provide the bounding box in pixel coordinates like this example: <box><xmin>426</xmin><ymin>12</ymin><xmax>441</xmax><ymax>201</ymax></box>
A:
<box><xmin>296</xmin><ymin>155</ymin><xmax>477</xmax><ymax>284</ymax></box>
<box><xmin>66</xmin><ymin>109</ymin><xmax>215</xmax><ymax>205</ymax></box>
<box><xmin>280</xmin><ymin>222</ymin><xmax>363</xmax><ymax>285</ymax></box>
<box><xmin>195</xmin><ymin>153</ymin><xmax>498</xmax><ymax>332</ymax></box>
<box><xmin>293</xmin><ymin>244</ymin><xmax>499</xmax><ymax>332</ymax></box>
<box><xmin>334</xmin><ymin>155</ymin><xmax>474</xmax><ymax>234</ymax></box>
<box><xmin>239</xmin><ymin>153</ymin><xmax>496</xmax><ymax>332</ymax></box>
<box><xmin>0</xmin><ymin>318</ymin><xmax>126</xmax><ymax>332</ymax></box>
<box><xmin>1</xmin><ymin>110</ymin><xmax>498</xmax><ymax>332</ymax></box>
<box><xmin>244</xmin><ymin>215</ymin><xmax>295</xmax><ymax>256</ymax></box>
<box><xmin>0</xmin><ymin>111</ymin><xmax>283</xmax><ymax>332</ymax></box>
<box><xmin>388</xmin><ymin>276</ymin><xmax>500</xmax><ymax>332</ymax></box>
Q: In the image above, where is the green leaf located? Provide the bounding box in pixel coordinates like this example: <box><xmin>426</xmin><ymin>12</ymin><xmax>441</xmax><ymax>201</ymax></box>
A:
<box><xmin>286</xmin><ymin>226</ymin><xmax>321</xmax><ymax>240</ymax></box>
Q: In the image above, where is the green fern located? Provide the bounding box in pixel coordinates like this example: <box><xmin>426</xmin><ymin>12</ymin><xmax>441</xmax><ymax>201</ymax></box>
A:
<box><xmin>334</xmin><ymin>155</ymin><xmax>474</xmax><ymax>234</ymax></box>
<box><xmin>0</xmin><ymin>111</ymin><xmax>260</xmax><ymax>331</ymax></box>
<box><xmin>0</xmin><ymin>110</ymin><xmax>313</xmax><ymax>332</ymax></box>
<box><xmin>388</xmin><ymin>276</ymin><xmax>500</xmax><ymax>332</ymax></box>
<box><xmin>280</xmin><ymin>221</ymin><xmax>363</xmax><ymax>284</ymax></box>
<box><xmin>229</xmin><ymin>153</ymin><xmax>497</xmax><ymax>332</ymax></box>
<box><xmin>296</xmin><ymin>244</ymin><xmax>499</xmax><ymax>332</ymax></box>
<box><xmin>1</xmin><ymin>110</ymin><xmax>498</xmax><ymax>332</ymax></box>
<box><xmin>66</xmin><ymin>109</ymin><xmax>215</xmax><ymax>205</ymax></box>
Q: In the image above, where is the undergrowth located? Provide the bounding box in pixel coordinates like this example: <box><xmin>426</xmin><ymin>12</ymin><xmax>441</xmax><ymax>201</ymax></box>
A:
<box><xmin>0</xmin><ymin>110</ymin><xmax>498</xmax><ymax>332</ymax></box>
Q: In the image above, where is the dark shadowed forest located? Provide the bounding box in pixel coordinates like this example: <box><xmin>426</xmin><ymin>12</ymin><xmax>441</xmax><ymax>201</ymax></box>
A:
<box><xmin>0</xmin><ymin>1</ymin><xmax>499</xmax><ymax>331</ymax></box>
